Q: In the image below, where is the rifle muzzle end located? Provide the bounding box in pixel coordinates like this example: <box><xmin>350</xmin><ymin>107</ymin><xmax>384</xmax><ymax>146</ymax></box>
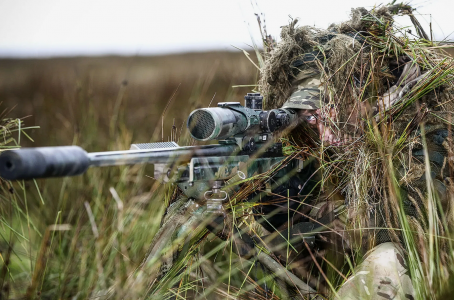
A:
<box><xmin>0</xmin><ymin>146</ymin><xmax>90</xmax><ymax>180</ymax></box>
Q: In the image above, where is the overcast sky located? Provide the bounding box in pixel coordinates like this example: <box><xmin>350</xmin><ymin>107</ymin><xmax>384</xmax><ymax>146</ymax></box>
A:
<box><xmin>0</xmin><ymin>0</ymin><xmax>452</xmax><ymax>58</ymax></box>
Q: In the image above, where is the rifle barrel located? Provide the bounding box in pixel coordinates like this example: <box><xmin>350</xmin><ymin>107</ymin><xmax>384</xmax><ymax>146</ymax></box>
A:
<box><xmin>87</xmin><ymin>144</ymin><xmax>237</xmax><ymax>166</ymax></box>
<box><xmin>0</xmin><ymin>144</ymin><xmax>238</xmax><ymax>180</ymax></box>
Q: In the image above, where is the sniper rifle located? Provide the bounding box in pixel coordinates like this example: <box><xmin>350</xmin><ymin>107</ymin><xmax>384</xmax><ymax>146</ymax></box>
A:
<box><xmin>0</xmin><ymin>93</ymin><xmax>307</xmax><ymax>214</ymax></box>
<box><xmin>0</xmin><ymin>93</ymin><xmax>321</xmax><ymax>295</ymax></box>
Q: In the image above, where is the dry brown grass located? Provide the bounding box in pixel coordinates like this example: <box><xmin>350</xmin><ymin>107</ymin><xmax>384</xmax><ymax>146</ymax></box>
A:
<box><xmin>0</xmin><ymin>52</ymin><xmax>258</xmax><ymax>148</ymax></box>
<box><xmin>0</xmin><ymin>51</ymin><xmax>261</xmax><ymax>299</ymax></box>
<box><xmin>443</xmin><ymin>47</ymin><xmax>454</xmax><ymax>57</ymax></box>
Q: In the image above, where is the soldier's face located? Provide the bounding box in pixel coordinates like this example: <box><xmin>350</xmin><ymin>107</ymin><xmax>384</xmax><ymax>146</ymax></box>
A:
<box><xmin>298</xmin><ymin>108</ymin><xmax>341</xmax><ymax>146</ymax></box>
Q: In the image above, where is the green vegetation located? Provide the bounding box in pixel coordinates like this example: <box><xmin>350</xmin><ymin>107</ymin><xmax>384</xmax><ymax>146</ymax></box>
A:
<box><xmin>2</xmin><ymin>5</ymin><xmax>454</xmax><ymax>300</ymax></box>
<box><xmin>0</xmin><ymin>52</ymin><xmax>263</xmax><ymax>299</ymax></box>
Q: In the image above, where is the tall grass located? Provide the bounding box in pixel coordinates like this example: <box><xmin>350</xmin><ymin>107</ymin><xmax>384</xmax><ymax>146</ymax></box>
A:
<box><xmin>0</xmin><ymin>52</ymin><xmax>262</xmax><ymax>299</ymax></box>
<box><xmin>1</xmin><ymin>45</ymin><xmax>454</xmax><ymax>299</ymax></box>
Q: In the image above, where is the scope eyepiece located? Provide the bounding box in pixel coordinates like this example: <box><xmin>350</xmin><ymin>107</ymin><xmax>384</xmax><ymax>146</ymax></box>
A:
<box><xmin>259</xmin><ymin>108</ymin><xmax>297</xmax><ymax>133</ymax></box>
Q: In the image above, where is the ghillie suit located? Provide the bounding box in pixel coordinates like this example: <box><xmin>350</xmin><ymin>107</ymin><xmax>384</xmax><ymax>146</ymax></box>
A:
<box><xmin>141</xmin><ymin>4</ymin><xmax>454</xmax><ymax>300</ymax></box>
<box><xmin>259</xmin><ymin>3</ymin><xmax>454</xmax><ymax>299</ymax></box>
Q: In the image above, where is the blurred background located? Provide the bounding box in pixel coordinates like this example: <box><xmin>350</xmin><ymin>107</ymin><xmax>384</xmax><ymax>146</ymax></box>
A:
<box><xmin>0</xmin><ymin>0</ymin><xmax>452</xmax><ymax>147</ymax></box>
<box><xmin>0</xmin><ymin>0</ymin><xmax>453</xmax><ymax>298</ymax></box>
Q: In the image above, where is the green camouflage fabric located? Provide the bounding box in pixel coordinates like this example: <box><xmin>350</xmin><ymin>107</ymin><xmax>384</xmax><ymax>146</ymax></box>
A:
<box><xmin>281</xmin><ymin>76</ymin><xmax>323</xmax><ymax>110</ymax></box>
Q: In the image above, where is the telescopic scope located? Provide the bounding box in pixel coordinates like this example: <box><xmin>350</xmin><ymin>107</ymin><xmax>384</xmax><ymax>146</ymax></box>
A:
<box><xmin>187</xmin><ymin>105</ymin><xmax>248</xmax><ymax>141</ymax></box>
<box><xmin>187</xmin><ymin>93</ymin><xmax>298</xmax><ymax>141</ymax></box>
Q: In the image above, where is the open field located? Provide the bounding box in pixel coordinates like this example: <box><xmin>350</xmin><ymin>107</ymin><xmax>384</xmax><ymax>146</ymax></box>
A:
<box><xmin>443</xmin><ymin>46</ymin><xmax>454</xmax><ymax>57</ymax></box>
<box><xmin>0</xmin><ymin>52</ymin><xmax>259</xmax><ymax>299</ymax></box>
<box><xmin>0</xmin><ymin>52</ymin><xmax>257</xmax><ymax>147</ymax></box>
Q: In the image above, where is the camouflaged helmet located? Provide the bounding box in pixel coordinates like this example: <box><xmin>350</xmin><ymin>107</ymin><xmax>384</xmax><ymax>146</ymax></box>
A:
<box><xmin>281</xmin><ymin>76</ymin><xmax>322</xmax><ymax>110</ymax></box>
